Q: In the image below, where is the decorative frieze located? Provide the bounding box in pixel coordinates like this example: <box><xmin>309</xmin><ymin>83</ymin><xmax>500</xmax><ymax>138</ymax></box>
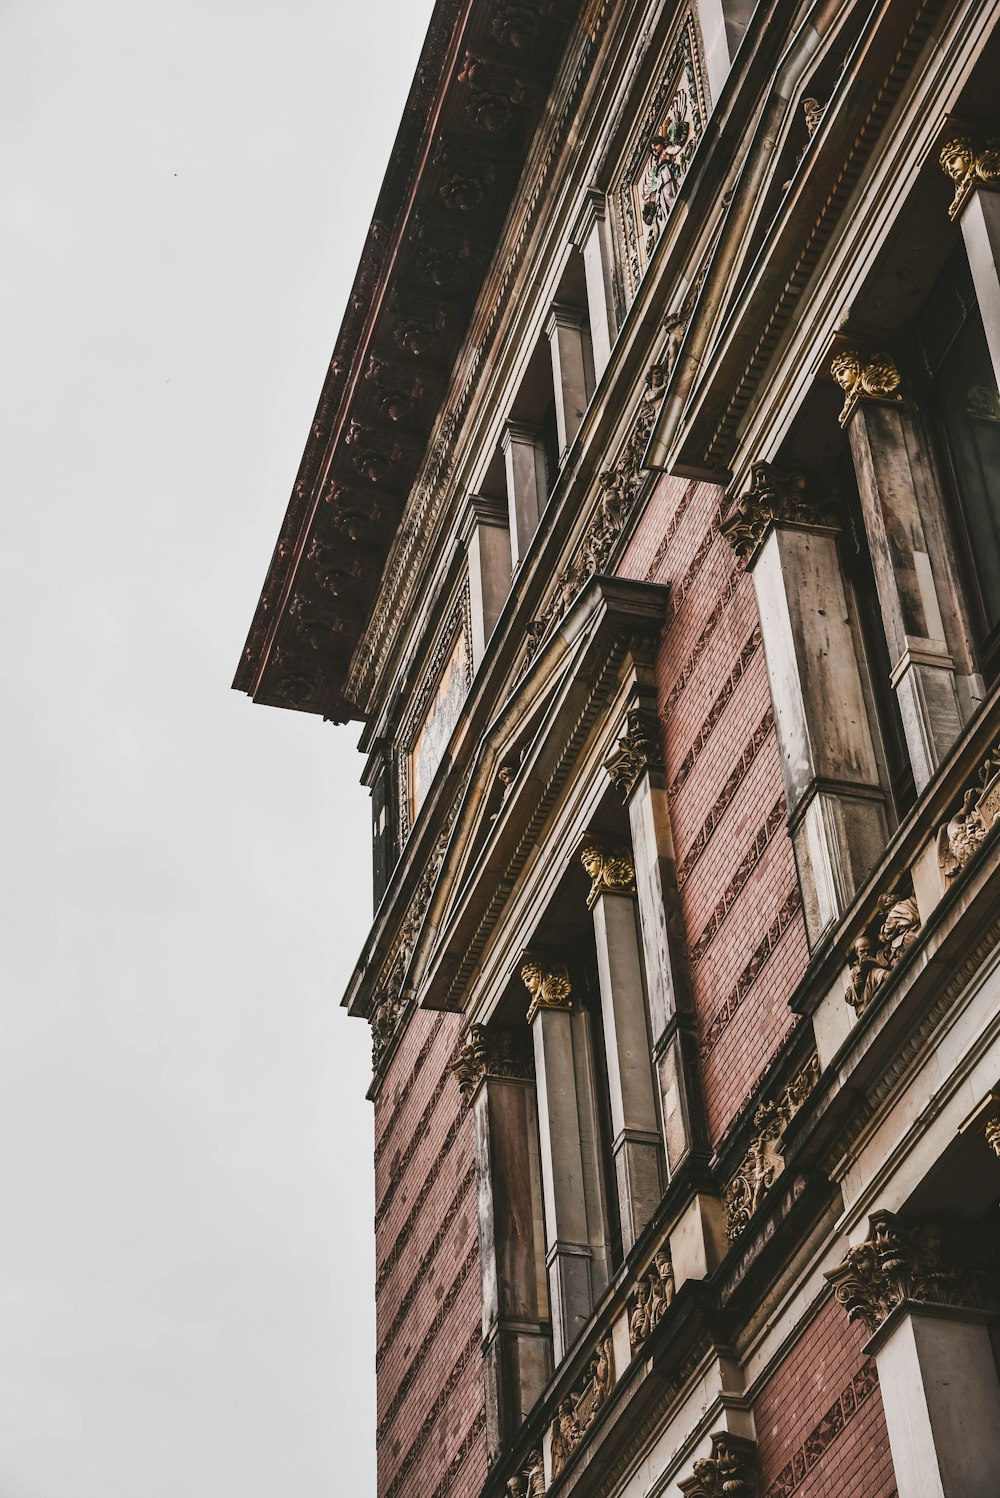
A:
<box><xmin>724</xmin><ymin>1055</ymin><xmax>821</xmax><ymax>1240</ymax></box>
<box><xmin>829</xmin><ymin>348</ymin><xmax>902</xmax><ymax>427</ymax></box>
<box><xmin>939</xmin><ymin>133</ymin><xmax>1000</xmax><ymax>220</ymax></box>
<box><xmin>603</xmin><ymin>708</ymin><xmax>663</xmax><ymax>800</ymax></box>
<box><xmin>678</xmin><ymin>1432</ymin><xmax>758</xmax><ymax>1497</ymax></box>
<box><xmin>825</xmin><ymin>1210</ymin><xmax>985</xmax><ymax>1336</ymax></box>
<box><xmin>579</xmin><ymin>839</ymin><xmax>636</xmax><ymax>908</ymax></box>
<box><xmin>550</xmin><ymin>1335</ymin><xmax>615</xmax><ymax>1477</ymax></box>
<box><xmin>446</xmin><ymin>1024</ymin><xmax>532</xmax><ymax>1101</ymax></box>
<box><xmin>520</xmin><ymin>955</ymin><xmax>572</xmax><ymax>1023</ymax></box>
<box><xmin>627</xmin><ymin>1246</ymin><xmax>675</xmax><ymax>1354</ymax></box>
<box><xmin>936</xmin><ymin>740</ymin><xmax>1000</xmax><ymax>880</ymax></box>
<box><xmin>507</xmin><ymin>1448</ymin><xmax>545</xmax><ymax>1498</ymax></box>
<box><xmin>721</xmin><ymin>462</ymin><xmax>831</xmax><ymax>561</ymax></box>
<box><xmin>844</xmin><ymin>885</ymin><xmax>921</xmax><ymax>1016</ymax></box>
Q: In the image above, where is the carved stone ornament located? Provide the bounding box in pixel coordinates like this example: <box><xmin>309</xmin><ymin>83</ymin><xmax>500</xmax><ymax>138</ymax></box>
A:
<box><xmin>939</xmin><ymin>133</ymin><xmax>1000</xmax><ymax>221</ymax></box>
<box><xmin>844</xmin><ymin>884</ymin><xmax>921</xmax><ymax>1016</ymax></box>
<box><xmin>604</xmin><ymin>708</ymin><xmax>663</xmax><ymax>800</ymax></box>
<box><xmin>720</xmin><ymin>461</ymin><xmax>831</xmax><ymax>561</ymax></box>
<box><xmin>628</xmin><ymin>1245</ymin><xmax>675</xmax><ymax>1354</ymax></box>
<box><xmin>829</xmin><ymin>348</ymin><xmax>903</xmax><ymax>427</ymax></box>
<box><xmin>506</xmin><ymin>1447</ymin><xmax>545</xmax><ymax>1498</ymax></box>
<box><xmin>825</xmin><ymin>1210</ymin><xmax>986</xmax><ymax>1336</ymax></box>
<box><xmin>724</xmin><ymin>1055</ymin><xmax>821</xmax><ymax>1240</ymax></box>
<box><xmin>579</xmin><ymin>839</ymin><xmax>636</xmax><ymax>909</ymax></box>
<box><xmin>678</xmin><ymin>1432</ymin><xmax>758</xmax><ymax>1498</ymax></box>
<box><xmin>520</xmin><ymin>955</ymin><xmax>572</xmax><ymax>1024</ymax></box>
<box><xmin>936</xmin><ymin>740</ymin><xmax>1000</xmax><ymax>881</ymax></box>
<box><xmin>447</xmin><ymin>1024</ymin><xmax>532</xmax><ymax>1101</ymax></box>
<box><xmin>523</xmin><ymin>365</ymin><xmax>664</xmax><ymax>665</ymax></box>
<box><xmin>984</xmin><ymin>1116</ymin><xmax>1000</xmax><ymax>1159</ymax></box>
<box><xmin>370</xmin><ymin>967</ymin><xmax>409</xmax><ymax>1070</ymax></box>
<box><xmin>550</xmin><ymin>1334</ymin><xmax>615</xmax><ymax>1477</ymax></box>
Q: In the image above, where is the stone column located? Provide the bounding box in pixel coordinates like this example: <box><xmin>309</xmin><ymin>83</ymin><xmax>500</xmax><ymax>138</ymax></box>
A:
<box><xmin>722</xmin><ymin>463</ymin><xmax>888</xmax><ymax>945</ymax></box>
<box><xmin>603</xmin><ymin>706</ymin><xmax>705</xmax><ymax>1173</ymax></box>
<box><xmin>448</xmin><ymin>1027</ymin><xmax>550</xmax><ymax>1459</ymax></box>
<box><xmin>521</xmin><ymin>955</ymin><xmax>610</xmax><ymax>1361</ymax></box>
<box><xmin>502</xmin><ymin>420</ymin><xmax>548</xmax><ymax>570</ymax></box>
<box><xmin>832</xmin><ymin>348</ymin><xmax>966</xmax><ymax>789</ymax></box>
<box><xmin>827</xmin><ymin>1209</ymin><xmax>1000</xmax><ymax>1498</ymax></box>
<box><xmin>460</xmin><ymin>493</ymin><xmax>512</xmax><ymax>671</ymax></box>
<box><xmin>939</xmin><ymin>134</ymin><xmax>1000</xmax><ymax>382</ymax></box>
<box><xmin>570</xmin><ymin>190</ymin><xmax>617</xmax><ymax>380</ymax></box>
<box><xmin>578</xmin><ymin>837</ymin><xmax>665</xmax><ymax>1252</ymax></box>
<box><xmin>545</xmin><ymin>304</ymin><xmax>595</xmax><ymax>458</ymax></box>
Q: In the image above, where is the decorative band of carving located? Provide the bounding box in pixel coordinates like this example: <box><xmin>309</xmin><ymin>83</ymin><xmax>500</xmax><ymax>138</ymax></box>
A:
<box><xmin>679</xmin><ymin>1432</ymin><xmax>758</xmax><ymax>1497</ymax></box>
<box><xmin>939</xmin><ymin>133</ymin><xmax>1000</xmax><ymax>220</ymax></box>
<box><xmin>579</xmin><ymin>838</ymin><xmax>636</xmax><ymax>907</ymax></box>
<box><xmin>724</xmin><ymin>1054</ymin><xmax>821</xmax><ymax>1241</ymax></box>
<box><xmin>447</xmin><ymin>1024</ymin><xmax>533</xmax><ymax>1101</ymax></box>
<box><xmin>830</xmin><ymin>348</ymin><xmax>902</xmax><ymax>427</ymax></box>
<box><xmin>550</xmin><ymin>1334</ymin><xmax>615</xmax><ymax>1477</ymax></box>
<box><xmin>676</xmin><ymin>707</ymin><xmax>774</xmax><ymax>889</ymax></box>
<box><xmin>825</xmin><ymin>1210</ymin><xmax>987</xmax><ymax>1336</ymax></box>
<box><xmin>721</xmin><ymin>462</ymin><xmax>833</xmax><ymax>560</ymax></box>
<box><xmin>521</xmin><ymin>954</ymin><xmax>572</xmax><ymax>1023</ymax></box>
<box><xmin>701</xmin><ymin>886</ymin><xmax>801</xmax><ymax>1058</ymax></box>
<box><xmin>662</xmin><ymin>566</ymin><xmax>743</xmax><ymax>717</ymax></box>
<box><xmin>844</xmin><ymin>883</ymin><xmax>920</xmax><ymax>1016</ymax></box>
<box><xmin>689</xmin><ymin>796</ymin><xmax>786</xmax><ymax>964</ymax></box>
<box><xmin>668</xmin><ymin>628</ymin><xmax>762</xmax><ymax>799</ymax></box>
<box><xmin>628</xmin><ymin>1245</ymin><xmax>675</xmax><ymax>1355</ymax></box>
<box><xmin>763</xmin><ymin>1357</ymin><xmax>878</xmax><ymax>1498</ymax></box>
<box><xmin>603</xmin><ymin>708</ymin><xmax>663</xmax><ymax>800</ymax></box>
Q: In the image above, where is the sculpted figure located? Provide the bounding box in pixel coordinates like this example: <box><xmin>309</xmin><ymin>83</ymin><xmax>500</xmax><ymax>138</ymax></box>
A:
<box><xmin>629</xmin><ymin>1279</ymin><xmax>652</xmax><ymax>1351</ymax></box>
<box><xmin>845</xmin><ymin>935</ymin><xmax>891</xmax><ymax>1016</ymax></box>
<box><xmin>937</xmin><ymin>786</ymin><xmax>988</xmax><ymax>879</ymax></box>
<box><xmin>877</xmin><ymin>893</ymin><xmax>920</xmax><ymax>961</ymax></box>
<box><xmin>649</xmin><ymin>1248</ymin><xmax>675</xmax><ymax>1326</ymax></box>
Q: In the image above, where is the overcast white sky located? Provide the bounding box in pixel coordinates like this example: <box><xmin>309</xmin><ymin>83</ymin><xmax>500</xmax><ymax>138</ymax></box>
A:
<box><xmin>1</xmin><ymin>2</ymin><xmax>434</xmax><ymax>1492</ymax></box>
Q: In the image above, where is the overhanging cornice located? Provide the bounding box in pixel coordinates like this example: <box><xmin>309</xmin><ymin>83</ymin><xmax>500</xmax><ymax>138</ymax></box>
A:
<box><xmin>233</xmin><ymin>0</ymin><xmax>582</xmax><ymax>722</ymax></box>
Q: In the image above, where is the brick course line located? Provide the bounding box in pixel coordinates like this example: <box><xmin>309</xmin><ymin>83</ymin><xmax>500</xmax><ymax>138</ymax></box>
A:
<box><xmin>665</xmin><ymin>515</ymin><xmax>722</xmax><ymax>623</ymax></box>
<box><xmin>375</xmin><ymin>1114</ymin><xmax>466</xmax><ymax>1291</ymax></box>
<box><xmin>688</xmin><ymin>795</ymin><xmax>786</xmax><ymax>963</ymax></box>
<box><xmin>763</xmin><ymin>1357</ymin><xmax>879</xmax><ymax>1497</ymax></box>
<box><xmin>426</xmin><ymin>1409</ymin><xmax>486</xmax><ymax>1498</ymax></box>
<box><xmin>700</xmin><ymin>886</ymin><xmax>802</xmax><ymax>1057</ymax></box>
<box><xmin>376</xmin><ymin>1164</ymin><xmax>476</xmax><ymax>1358</ymax></box>
<box><xmin>376</xmin><ymin>1079</ymin><xmax>455</xmax><ymax>1225</ymax></box>
<box><xmin>375</xmin><ymin>1025</ymin><xmax>439</xmax><ymax>1166</ymax></box>
<box><xmin>381</xmin><ymin>1327</ymin><xmax>480</xmax><ymax>1498</ymax></box>
<box><xmin>375</xmin><ymin>1241</ymin><xmax>478</xmax><ymax>1439</ymax></box>
<box><xmin>661</xmin><ymin>567</ymin><xmax>742</xmax><ymax>719</ymax></box>
<box><xmin>668</xmin><ymin>628</ymin><xmax>762</xmax><ymax>798</ymax></box>
<box><xmin>676</xmin><ymin>707</ymin><xmax>774</xmax><ymax>888</ymax></box>
<box><xmin>643</xmin><ymin>480</ymin><xmax>699</xmax><ymax>581</ymax></box>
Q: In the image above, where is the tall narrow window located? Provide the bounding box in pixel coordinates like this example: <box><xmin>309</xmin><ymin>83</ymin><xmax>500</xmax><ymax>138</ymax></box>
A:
<box><xmin>917</xmin><ymin>247</ymin><xmax>1000</xmax><ymax>677</ymax></box>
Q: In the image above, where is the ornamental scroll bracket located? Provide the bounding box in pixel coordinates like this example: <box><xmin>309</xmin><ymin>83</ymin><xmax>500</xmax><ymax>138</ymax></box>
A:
<box><xmin>603</xmin><ymin>707</ymin><xmax>663</xmax><ymax>801</ymax></box>
<box><xmin>578</xmin><ymin>836</ymin><xmax>636</xmax><ymax>909</ymax></box>
<box><xmin>720</xmin><ymin>461</ymin><xmax>833</xmax><ymax>563</ymax></box>
<box><xmin>520</xmin><ymin>954</ymin><xmax>572</xmax><ymax>1024</ymax></box>
<box><xmin>939</xmin><ymin>132</ymin><xmax>1000</xmax><ymax>220</ymax></box>
<box><xmin>447</xmin><ymin>1024</ymin><xmax>533</xmax><ymax>1103</ymax></box>
<box><xmin>825</xmin><ymin>1210</ymin><xmax>987</xmax><ymax>1337</ymax></box>
<box><xmin>678</xmin><ymin>1432</ymin><xmax>758</xmax><ymax>1497</ymax></box>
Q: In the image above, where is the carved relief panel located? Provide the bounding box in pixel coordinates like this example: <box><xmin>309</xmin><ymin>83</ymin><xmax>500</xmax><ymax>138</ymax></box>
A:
<box><xmin>614</xmin><ymin>14</ymin><xmax>708</xmax><ymax>302</ymax></box>
<box><xmin>398</xmin><ymin>583</ymin><xmax>473</xmax><ymax>840</ymax></box>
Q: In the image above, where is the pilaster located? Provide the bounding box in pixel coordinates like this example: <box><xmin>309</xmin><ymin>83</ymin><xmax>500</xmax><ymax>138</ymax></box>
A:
<box><xmin>544</xmin><ymin>303</ymin><xmax>595</xmax><ymax>458</ymax></box>
<box><xmin>459</xmin><ymin>493</ymin><xmax>512</xmax><ymax>670</ymax></box>
<box><xmin>939</xmin><ymin>133</ymin><xmax>1000</xmax><ymax>383</ymax></box>
<box><xmin>502</xmin><ymin>421</ymin><xmax>548</xmax><ymax>569</ymax></box>
<box><xmin>570</xmin><ymin>190</ymin><xmax>617</xmax><ymax>379</ymax></box>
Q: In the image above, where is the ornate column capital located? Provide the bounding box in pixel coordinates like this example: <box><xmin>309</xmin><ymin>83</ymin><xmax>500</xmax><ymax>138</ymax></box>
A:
<box><xmin>603</xmin><ymin>707</ymin><xmax>663</xmax><ymax>799</ymax></box>
<box><xmin>678</xmin><ymin>1432</ymin><xmax>758</xmax><ymax>1497</ymax></box>
<box><xmin>829</xmin><ymin>347</ymin><xmax>903</xmax><ymax>427</ymax></box>
<box><xmin>520</xmin><ymin>954</ymin><xmax>572</xmax><ymax>1023</ymax></box>
<box><xmin>720</xmin><ymin>461</ymin><xmax>833</xmax><ymax>562</ymax></box>
<box><xmin>447</xmin><ymin>1023</ymin><xmax>533</xmax><ymax>1102</ymax></box>
<box><xmin>939</xmin><ymin>133</ymin><xmax>1000</xmax><ymax>220</ymax></box>
<box><xmin>578</xmin><ymin>837</ymin><xmax>636</xmax><ymax>908</ymax></box>
<box><xmin>825</xmin><ymin>1210</ymin><xmax>986</xmax><ymax>1337</ymax></box>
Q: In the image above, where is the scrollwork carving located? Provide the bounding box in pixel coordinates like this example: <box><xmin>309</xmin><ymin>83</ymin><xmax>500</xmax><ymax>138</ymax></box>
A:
<box><xmin>724</xmin><ymin>1055</ymin><xmax>821</xmax><ymax>1240</ymax></box>
<box><xmin>939</xmin><ymin>133</ymin><xmax>1000</xmax><ymax>220</ymax></box>
<box><xmin>603</xmin><ymin>708</ymin><xmax>663</xmax><ymax>800</ymax></box>
<box><xmin>447</xmin><ymin>1024</ymin><xmax>532</xmax><ymax>1101</ymax></box>
<box><xmin>720</xmin><ymin>462</ymin><xmax>832</xmax><ymax>561</ymax></box>
<box><xmin>520</xmin><ymin>955</ymin><xmax>572</xmax><ymax>1024</ymax></box>
<box><xmin>579</xmin><ymin>839</ymin><xmax>636</xmax><ymax>908</ymax></box>
<box><xmin>825</xmin><ymin>1210</ymin><xmax>985</xmax><ymax>1335</ymax></box>
<box><xmin>830</xmin><ymin>348</ymin><xmax>902</xmax><ymax>427</ymax></box>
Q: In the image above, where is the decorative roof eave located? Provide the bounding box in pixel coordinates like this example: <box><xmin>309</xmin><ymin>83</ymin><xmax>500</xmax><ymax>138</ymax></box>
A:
<box><xmin>233</xmin><ymin>0</ymin><xmax>583</xmax><ymax>722</ymax></box>
<box><xmin>646</xmin><ymin>0</ymin><xmax>944</xmax><ymax>481</ymax></box>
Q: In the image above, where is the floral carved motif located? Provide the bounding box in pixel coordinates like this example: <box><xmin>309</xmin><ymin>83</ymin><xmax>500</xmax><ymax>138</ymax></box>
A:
<box><xmin>830</xmin><ymin>349</ymin><xmax>902</xmax><ymax>427</ymax></box>
<box><xmin>520</xmin><ymin>955</ymin><xmax>572</xmax><ymax>1024</ymax></box>
<box><xmin>844</xmin><ymin>885</ymin><xmax>921</xmax><ymax>1017</ymax></box>
<box><xmin>825</xmin><ymin>1210</ymin><xmax>985</xmax><ymax>1335</ymax></box>
<box><xmin>550</xmin><ymin>1335</ymin><xmax>615</xmax><ymax>1477</ymax></box>
<box><xmin>720</xmin><ymin>462</ymin><xmax>831</xmax><ymax>561</ymax></box>
<box><xmin>523</xmin><ymin>366</ymin><xmax>664</xmax><ymax>665</ymax></box>
<box><xmin>724</xmin><ymin>1055</ymin><xmax>821</xmax><ymax>1241</ymax></box>
<box><xmin>628</xmin><ymin>1246</ymin><xmax>675</xmax><ymax>1354</ymax></box>
<box><xmin>936</xmin><ymin>740</ymin><xmax>1000</xmax><ymax>880</ymax></box>
<box><xmin>447</xmin><ymin>1024</ymin><xmax>532</xmax><ymax>1102</ymax></box>
<box><xmin>579</xmin><ymin>840</ymin><xmax>636</xmax><ymax>909</ymax></box>
<box><xmin>603</xmin><ymin>708</ymin><xmax>663</xmax><ymax>800</ymax></box>
<box><xmin>939</xmin><ymin>134</ymin><xmax>1000</xmax><ymax>220</ymax></box>
<box><xmin>678</xmin><ymin>1432</ymin><xmax>758</xmax><ymax>1497</ymax></box>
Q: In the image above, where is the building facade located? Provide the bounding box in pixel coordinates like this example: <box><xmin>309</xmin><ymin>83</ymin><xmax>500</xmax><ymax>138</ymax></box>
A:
<box><xmin>235</xmin><ymin>2</ymin><xmax>1000</xmax><ymax>1495</ymax></box>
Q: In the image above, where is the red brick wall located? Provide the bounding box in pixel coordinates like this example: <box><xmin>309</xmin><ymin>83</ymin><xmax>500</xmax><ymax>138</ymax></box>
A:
<box><xmin>753</xmin><ymin>1297</ymin><xmax>896</xmax><ymax>1497</ymax></box>
<box><xmin>373</xmin><ymin>1008</ymin><xmax>486</xmax><ymax>1498</ymax></box>
<box><xmin>620</xmin><ymin>475</ymin><xmax>808</xmax><ymax>1145</ymax></box>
